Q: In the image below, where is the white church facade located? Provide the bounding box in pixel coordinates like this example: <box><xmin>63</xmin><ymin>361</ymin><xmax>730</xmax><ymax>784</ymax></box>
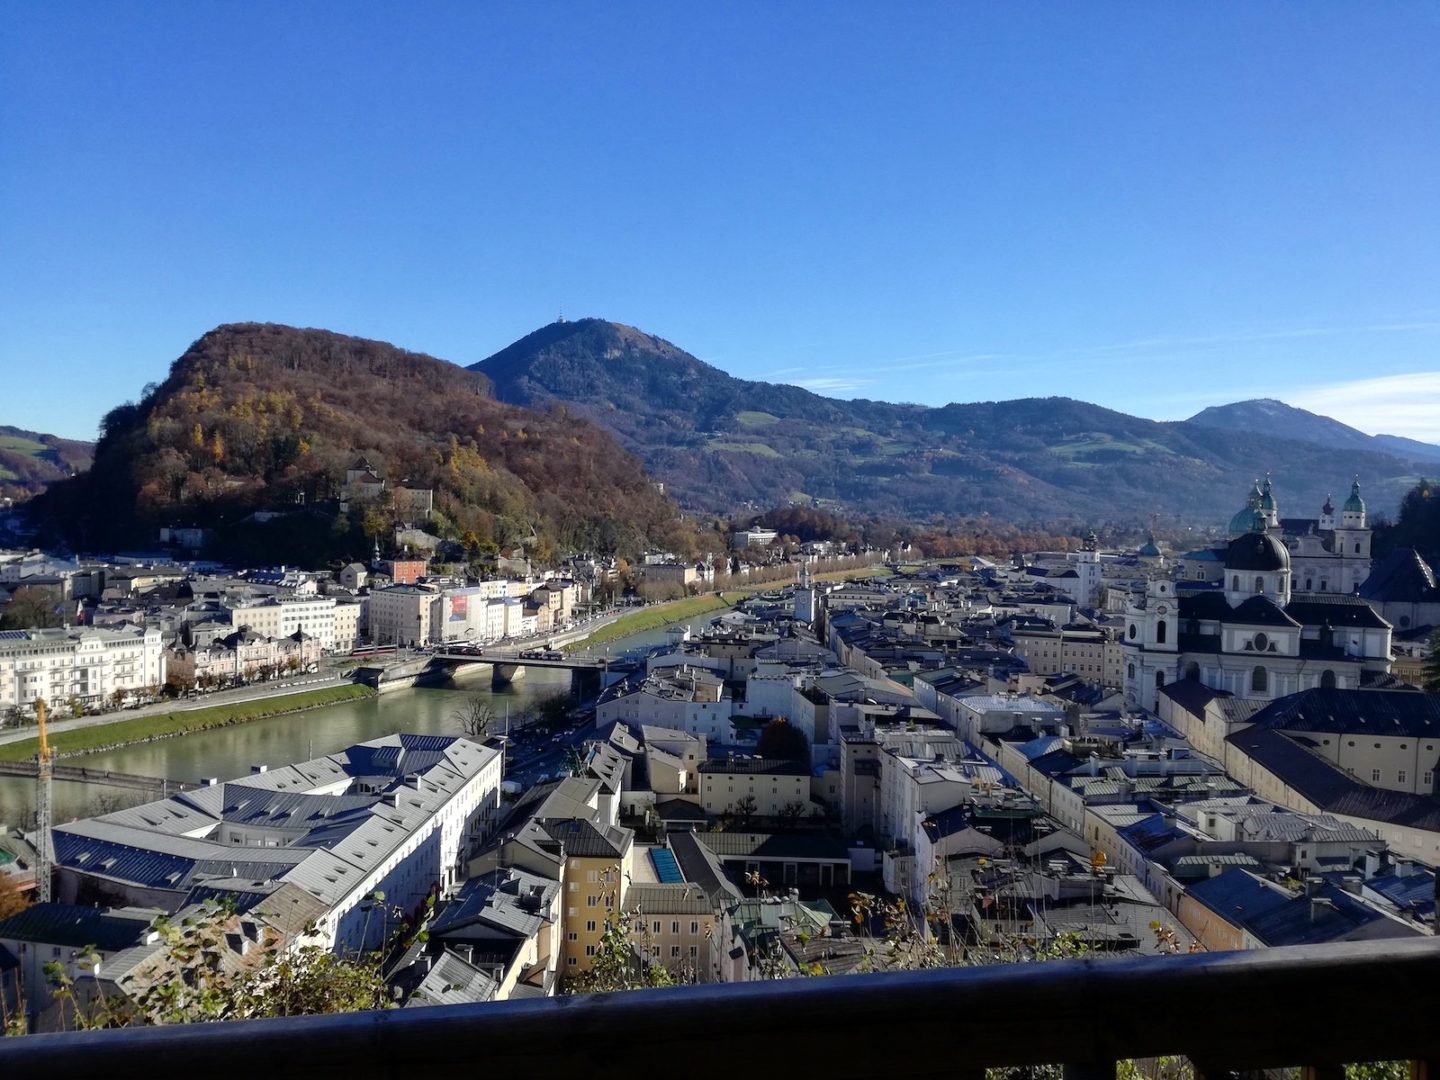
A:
<box><xmin>1123</xmin><ymin>506</ymin><xmax>1393</xmax><ymax>712</ymax></box>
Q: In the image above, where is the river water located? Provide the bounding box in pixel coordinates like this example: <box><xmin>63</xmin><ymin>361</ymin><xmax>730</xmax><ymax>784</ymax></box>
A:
<box><xmin>0</xmin><ymin>612</ymin><xmax>720</xmax><ymax>828</ymax></box>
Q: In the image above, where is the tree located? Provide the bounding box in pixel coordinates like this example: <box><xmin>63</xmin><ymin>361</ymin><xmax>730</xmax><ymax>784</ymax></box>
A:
<box><xmin>1424</xmin><ymin>629</ymin><xmax>1440</xmax><ymax>693</ymax></box>
<box><xmin>778</xmin><ymin>801</ymin><xmax>808</xmax><ymax>828</ymax></box>
<box><xmin>0</xmin><ymin>587</ymin><xmax>64</xmax><ymax>631</ymax></box>
<box><xmin>730</xmin><ymin>795</ymin><xmax>759</xmax><ymax>830</ymax></box>
<box><xmin>37</xmin><ymin>898</ymin><xmax>397</xmax><ymax>1033</ymax></box>
<box><xmin>0</xmin><ymin>874</ymin><xmax>28</xmax><ymax>920</ymax></box>
<box><xmin>565</xmin><ymin>911</ymin><xmax>677</xmax><ymax>994</ymax></box>
<box><xmin>757</xmin><ymin>718</ymin><xmax>810</xmax><ymax>763</ymax></box>
<box><xmin>452</xmin><ymin>697</ymin><xmax>496</xmax><ymax>740</ymax></box>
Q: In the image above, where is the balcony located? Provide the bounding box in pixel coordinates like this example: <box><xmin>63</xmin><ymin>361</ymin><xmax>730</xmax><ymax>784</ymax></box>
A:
<box><xmin>1</xmin><ymin>938</ymin><xmax>1436</xmax><ymax>1079</ymax></box>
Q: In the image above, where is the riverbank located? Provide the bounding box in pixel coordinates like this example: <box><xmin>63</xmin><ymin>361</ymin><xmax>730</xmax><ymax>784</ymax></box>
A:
<box><xmin>564</xmin><ymin>565</ymin><xmax>893</xmax><ymax>652</ymax></box>
<box><xmin>0</xmin><ymin>684</ymin><xmax>374</xmax><ymax>762</ymax></box>
<box><xmin>568</xmin><ymin>595</ymin><xmax>733</xmax><ymax>650</ymax></box>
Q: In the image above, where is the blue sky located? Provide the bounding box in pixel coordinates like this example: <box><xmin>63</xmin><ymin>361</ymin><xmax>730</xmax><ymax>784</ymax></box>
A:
<box><xmin>3</xmin><ymin>3</ymin><xmax>1438</xmax><ymax>441</ymax></box>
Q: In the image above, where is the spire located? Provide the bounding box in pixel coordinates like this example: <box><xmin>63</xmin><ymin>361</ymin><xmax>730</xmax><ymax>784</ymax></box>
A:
<box><xmin>1343</xmin><ymin>476</ymin><xmax>1366</xmax><ymax>515</ymax></box>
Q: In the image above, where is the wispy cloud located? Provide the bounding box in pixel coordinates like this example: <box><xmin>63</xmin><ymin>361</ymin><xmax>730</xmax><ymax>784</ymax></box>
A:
<box><xmin>1287</xmin><ymin>372</ymin><xmax>1440</xmax><ymax>442</ymax></box>
<box><xmin>792</xmin><ymin>376</ymin><xmax>875</xmax><ymax>394</ymax></box>
<box><xmin>1069</xmin><ymin>320</ymin><xmax>1440</xmax><ymax>360</ymax></box>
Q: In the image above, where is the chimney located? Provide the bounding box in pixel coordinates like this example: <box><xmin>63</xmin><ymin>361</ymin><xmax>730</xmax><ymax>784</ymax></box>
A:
<box><xmin>250</xmin><ymin>764</ymin><xmax>268</xmax><ymax>774</ymax></box>
<box><xmin>1304</xmin><ymin>877</ymin><xmax>1323</xmax><ymax>897</ymax></box>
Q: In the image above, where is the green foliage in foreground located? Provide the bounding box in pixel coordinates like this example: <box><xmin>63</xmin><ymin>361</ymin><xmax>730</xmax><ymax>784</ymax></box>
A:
<box><xmin>0</xmin><ymin>684</ymin><xmax>373</xmax><ymax>762</ymax></box>
<box><xmin>30</xmin><ymin>898</ymin><xmax>396</xmax><ymax>1033</ymax></box>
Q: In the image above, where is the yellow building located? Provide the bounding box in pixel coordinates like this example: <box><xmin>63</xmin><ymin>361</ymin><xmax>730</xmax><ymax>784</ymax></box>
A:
<box><xmin>550</xmin><ymin>819</ymin><xmax>634</xmax><ymax>975</ymax></box>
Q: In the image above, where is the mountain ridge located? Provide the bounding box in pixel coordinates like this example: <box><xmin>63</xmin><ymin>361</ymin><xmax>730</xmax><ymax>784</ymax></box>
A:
<box><xmin>471</xmin><ymin>318</ymin><xmax>1434</xmax><ymax>525</ymax></box>
<box><xmin>30</xmin><ymin>323</ymin><xmax>688</xmax><ymax>563</ymax></box>
<box><xmin>1185</xmin><ymin>399</ymin><xmax>1440</xmax><ymax>463</ymax></box>
<box><xmin>0</xmin><ymin>425</ymin><xmax>95</xmax><ymax>503</ymax></box>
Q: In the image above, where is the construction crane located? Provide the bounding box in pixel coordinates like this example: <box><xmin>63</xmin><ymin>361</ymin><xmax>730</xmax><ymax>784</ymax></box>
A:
<box><xmin>35</xmin><ymin>697</ymin><xmax>54</xmax><ymax>903</ymax></box>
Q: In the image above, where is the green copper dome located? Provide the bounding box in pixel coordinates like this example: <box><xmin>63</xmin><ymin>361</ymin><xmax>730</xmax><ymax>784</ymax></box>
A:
<box><xmin>1229</xmin><ymin>480</ymin><xmax>1265</xmax><ymax>536</ymax></box>
<box><xmin>1343</xmin><ymin>477</ymin><xmax>1365</xmax><ymax>514</ymax></box>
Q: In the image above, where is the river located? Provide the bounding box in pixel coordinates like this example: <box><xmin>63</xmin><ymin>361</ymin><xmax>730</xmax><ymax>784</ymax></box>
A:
<box><xmin>0</xmin><ymin>609</ymin><xmax>722</xmax><ymax>828</ymax></box>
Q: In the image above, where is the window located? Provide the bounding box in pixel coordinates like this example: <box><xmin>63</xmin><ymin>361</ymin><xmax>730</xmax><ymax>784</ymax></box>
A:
<box><xmin>585</xmin><ymin>945</ymin><xmax>596</xmax><ymax>957</ymax></box>
<box><xmin>568</xmin><ymin>881</ymin><xmax>578</xmax><ymax>892</ymax></box>
<box><xmin>1254</xmin><ymin>577</ymin><xmax>1265</xmax><ymax>594</ymax></box>
<box><xmin>586</xmin><ymin>920</ymin><xmax>596</xmax><ymax>932</ymax></box>
<box><xmin>1128</xmin><ymin>624</ymin><xmax>1137</xmax><ymax>640</ymax></box>
<box><xmin>1372</xmin><ymin>769</ymin><xmax>1382</xmax><ymax>782</ymax></box>
<box><xmin>1354</xmin><ymin>542</ymin><xmax>1361</xmax><ymax>554</ymax></box>
<box><xmin>1251</xmin><ymin>666</ymin><xmax>1268</xmax><ymax>693</ymax></box>
<box><xmin>672</xmin><ymin>921</ymin><xmax>680</xmax><ymax>934</ymax></box>
<box><xmin>671</xmin><ymin>946</ymin><xmax>681</xmax><ymax>958</ymax></box>
<box><xmin>690</xmin><ymin>921</ymin><xmax>699</xmax><ymax>934</ymax></box>
<box><xmin>1398</xmin><ymin>771</ymin><xmax>1408</xmax><ymax>785</ymax></box>
<box><xmin>1232</xmin><ymin>576</ymin><xmax>1241</xmax><ymax>591</ymax></box>
<box><xmin>1127</xmin><ymin>663</ymin><xmax>1135</xmax><ymax>680</ymax></box>
<box><xmin>567</xmin><ymin>931</ymin><xmax>578</xmax><ymax>941</ymax></box>
<box><xmin>690</xmin><ymin>946</ymin><xmax>699</xmax><ymax>958</ymax></box>
<box><xmin>1156</xmin><ymin>620</ymin><xmax>1167</xmax><ymax>645</ymax></box>
<box><xmin>1155</xmin><ymin>671</ymin><xmax>1165</xmax><ymax>688</ymax></box>
<box><xmin>586</xmin><ymin>895</ymin><xmax>597</xmax><ymax>907</ymax></box>
<box><xmin>567</xmin><ymin>957</ymin><xmax>576</xmax><ymax>967</ymax></box>
<box><xmin>567</xmin><ymin>906</ymin><xmax>577</xmax><ymax>918</ymax></box>
<box><xmin>1321</xmin><ymin>670</ymin><xmax>1337</xmax><ymax>690</ymax></box>
<box><xmin>586</xmin><ymin>870</ymin><xmax>598</xmax><ymax>883</ymax></box>
<box><xmin>1253</xmin><ymin>632</ymin><xmax>1268</xmax><ymax>652</ymax></box>
<box><xmin>1424</xmin><ymin>771</ymin><xmax>1433</xmax><ymax>787</ymax></box>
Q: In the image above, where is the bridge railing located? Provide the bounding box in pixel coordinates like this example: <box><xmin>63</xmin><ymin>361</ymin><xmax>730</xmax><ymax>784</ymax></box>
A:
<box><xmin>2</xmin><ymin>938</ymin><xmax>1437</xmax><ymax>1080</ymax></box>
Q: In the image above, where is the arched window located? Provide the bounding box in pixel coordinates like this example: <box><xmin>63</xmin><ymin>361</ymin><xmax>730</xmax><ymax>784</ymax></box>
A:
<box><xmin>1254</xmin><ymin>576</ymin><xmax>1265</xmax><ymax>594</ymax></box>
<box><xmin>1185</xmin><ymin>662</ymin><xmax>1200</xmax><ymax>680</ymax></box>
<box><xmin>1354</xmin><ymin>542</ymin><xmax>1360</xmax><ymax>554</ymax></box>
<box><xmin>1127</xmin><ymin>663</ymin><xmax>1135</xmax><ymax>680</ymax></box>
<box><xmin>1321</xmin><ymin>669</ymin><xmax>1337</xmax><ymax>690</ymax></box>
<box><xmin>1155</xmin><ymin>671</ymin><xmax>1165</xmax><ymax>688</ymax></box>
<box><xmin>1156</xmin><ymin>620</ymin><xmax>1167</xmax><ymax>644</ymax></box>
<box><xmin>1232</xmin><ymin>575</ymin><xmax>1240</xmax><ymax>591</ymax></box>
<box><xmin>1251</xmin><ymin>666</ymin><xmax>1268</xmax><ymax>693</ymax></box>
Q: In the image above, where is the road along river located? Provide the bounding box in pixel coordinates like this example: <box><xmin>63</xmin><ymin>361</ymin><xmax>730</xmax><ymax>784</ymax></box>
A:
<box><xmin>0</xmin><ymin>609</ymin><xmax>723</xmax><ymax>827</ymax></box>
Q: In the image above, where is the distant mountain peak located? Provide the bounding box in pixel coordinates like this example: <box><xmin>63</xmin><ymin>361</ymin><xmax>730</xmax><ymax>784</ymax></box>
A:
<box><xmin>469</xmin><ymin>318</ymin><xmax>1432</xmax><ymax>523</ymax></box>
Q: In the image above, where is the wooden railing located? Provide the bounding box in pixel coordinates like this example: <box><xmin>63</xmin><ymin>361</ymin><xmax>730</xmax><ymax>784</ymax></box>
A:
<box><xmin>1</xmin><ymin>938</ymin><xmax>1436</xmax><ymax>1079</ymax></box>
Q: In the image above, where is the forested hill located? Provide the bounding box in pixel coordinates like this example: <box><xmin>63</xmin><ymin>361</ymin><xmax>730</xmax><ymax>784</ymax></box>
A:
<box><xmin>0</xmin><ymin>425</ymin><xmax>94</xmax><ymax>503</ymax></box>
<box><xmin>472</xmin><ymin>318</ymin><xmax>1430</xmax><ymax>527</ymax></box>
<box><xmin>34</xmin><ymin>323</ymin><xmax>684</xmax><ymax>563</ymax></box>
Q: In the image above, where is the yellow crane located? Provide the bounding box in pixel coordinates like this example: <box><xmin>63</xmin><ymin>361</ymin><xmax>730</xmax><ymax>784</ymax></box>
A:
<box><xmin>35</xmin><ymin>697</ymin><xmax>54</xmax><ymax>903</ymax></box>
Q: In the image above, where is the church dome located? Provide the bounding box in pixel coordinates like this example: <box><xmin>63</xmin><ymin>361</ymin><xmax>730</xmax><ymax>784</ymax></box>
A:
<box><xmin>1138</xmin><ymin>534</ymin><xmax>1162</xmax><ymax>558</ymax></box>
<box><xmin>1343</xmin><ymin>478</ymin><xmax>1365</xmax><ymax>515</ymax></box>
<box><xmin>1229</xmin><ymin>480</ymin><xmax>1266</xmax><ymax>536</ymax></box>
<box><xmin>1226</xmin><ymin>517</ymin><xmax>1291</xmax><ymax>572</ymax></box>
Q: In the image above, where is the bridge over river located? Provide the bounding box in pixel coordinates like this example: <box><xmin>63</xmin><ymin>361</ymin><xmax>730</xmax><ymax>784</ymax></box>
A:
<box><xmin>353</xmin><ymin>648</ymin><xmax>642</xmax><ymax>695</ymax></box>
<box><xmin>0</xmin><ymin>760</ymin><xmax>195</xmax><ymax>795</ymax></box>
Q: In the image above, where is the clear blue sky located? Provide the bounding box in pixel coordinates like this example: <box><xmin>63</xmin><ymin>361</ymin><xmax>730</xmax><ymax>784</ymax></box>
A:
<box><xmin>4</xmin><ymin>3</ymin><xmax>1439</xmax><ymax>441</ymax></box>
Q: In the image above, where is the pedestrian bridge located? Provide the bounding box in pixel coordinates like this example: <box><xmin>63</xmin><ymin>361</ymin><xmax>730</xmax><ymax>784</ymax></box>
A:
<box><xmin>0</xmin><ymin>759</ymin><xmax>194</xmax><ymax>795</ymax></box>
